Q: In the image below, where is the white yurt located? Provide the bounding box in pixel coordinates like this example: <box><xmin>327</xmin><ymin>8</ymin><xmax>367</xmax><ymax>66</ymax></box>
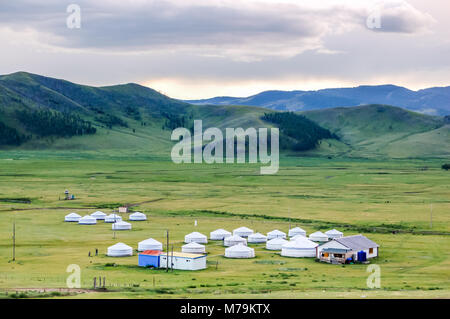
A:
<box><xmin>64</xmin><ymin>212</ymin><xmax>81</xmax><ymax>222</ymax></box>
<box><xmin>266</xmin><ymin>237</ymin><xmax>289</xmax><ymax>250</ymax></box>
<box><xmin>288</xmin><ymin>226</ymin><xmax>307</xmax><ymax>238</ymax></box>
<box><xmin>184</xmin><ymin>232</ymin><xmax>208</xmax><ymax>244</ymax></box>
<box><xmin>233</xmin><ymin>226</ymin><xmax>254</xmax><ymax>237</ymax></box>
<box><xmin>107</xmin><ymin>242</ymin><xmax>133</xmax><ymax>257</ymax></box>
<box><xmin>309</xmin><ymin>231</ymin><xmax>329</xmax><ymax>242</ymax></box>
<box><xmin>291</xmin><ymin>234</ymin><xmax>307</xmax><ymax>241</ymax></box>
<box><xmin>91</xmin><ymin>211</ymin><xmax>107</xmax><ymax>220</ymax></box>
<box><xmin>281</xmin><ymin>237</ymin><xmax>318</xmax><ymax>257</ymax></box>
<box><xmin>210</xmin><ymin>229</ymin><xmax>232</xmax><ymax>240</ymax></box>
<box><xmin>112</xmin><ymin>221</ymin><xmax>132</xmax><ymax>231</ymax></box>
<box><xmin>325</xmin><ymin>229</ymin><xmax>344</xmax><ymax>239</ymax></box>
<box><xmin>182</xmin><ymin>242</ymin><xmax>206</xmax><ymax>254</ymax></box>
<box><xmin>104</xmin><ymin>214</ymin><xmax>122</xmax><ymax>223</ymax></box>
<box><xmin>224</xmin><ymin>235</ymin><xmax>247</xmax><ymax>247</ymax></box>
<box><xmin>248</xmin><ymin>232</ymin><xmax>267</xmax><ymax>243</ymax></box>
<box><xmin>138</xmin><ymin>238</ymin><xmax>163</xmax><ymax>251</ymax></box>
<box><xmin>78</xmin><ymin>215</ymin><xmax>97</xmax><ymax>225</ymax></box>
<box><xmin>225</xmin><ymin>243</ymin><xmax>255</xmax><ymax>258</ymax></box>
<box><xmin>129</xmin><ymin>212</ymin><xmax>147</xmax><ymax>221</ymax></box>
<box><xmin>267</xmin><ymin>229</ymin><xmax>287</xmax><ymax>240</ymax></box>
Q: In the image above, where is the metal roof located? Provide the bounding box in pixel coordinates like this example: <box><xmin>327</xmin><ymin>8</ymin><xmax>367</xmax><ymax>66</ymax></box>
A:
<box><xmin>334</xmin><ymin>235</ymin><xmax>379</xmax><ymax>250</ymax></box>
<box><xmin>160</xmin><ymin>251</ymin><xmax>206</xmax><ymax>259</ymax></box>
<box><xmin>140</xmin><ymin>250</ymin><xmax>163</xmax><ymax>256</ymax></box>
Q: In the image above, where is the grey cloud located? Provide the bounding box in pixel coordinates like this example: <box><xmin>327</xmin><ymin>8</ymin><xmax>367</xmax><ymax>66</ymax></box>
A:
<box><xmin>0</xmin><ymin>0</ymin><xmax>435</xmax><ymax>60</ymax></box>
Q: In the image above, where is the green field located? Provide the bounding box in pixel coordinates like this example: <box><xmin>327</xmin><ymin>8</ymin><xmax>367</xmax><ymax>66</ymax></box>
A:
<box><xmin>0</xmin><ymin>153</ymin><xmax>449</xmax><ymax>299</ymax></box>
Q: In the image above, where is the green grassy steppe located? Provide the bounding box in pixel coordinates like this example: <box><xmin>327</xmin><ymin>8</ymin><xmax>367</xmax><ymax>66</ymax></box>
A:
<box><xmin>0</xmin><ymin>153</ymin><xmax>449</xmax><ymax>299</ymax></box>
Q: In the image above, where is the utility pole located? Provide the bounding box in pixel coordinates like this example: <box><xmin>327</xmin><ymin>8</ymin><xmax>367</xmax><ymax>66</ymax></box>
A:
<box><xmin>166</xmin><ymin>230</ymin><xmax>169</xmax><ymax>273</ymax></box>
<box><xmin>171</xmin><ymin>245</ymin><xmax>174</xmax><ymax>272</ymax></box>
<box><xmin>430</xmin><ymin>204</ymin><xmax>433</xmax><ymax>229</ymax></box>
<box><xmin>12</xmin><ymin>219</ymin><xmax>16</xmax><ymax>262</ymax></box>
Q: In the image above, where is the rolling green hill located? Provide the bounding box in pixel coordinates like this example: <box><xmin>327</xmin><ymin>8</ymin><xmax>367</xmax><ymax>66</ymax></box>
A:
<box><xmin>301</xmin><ymin>105</ymin><xmax>449</xmax><ymax>158</ymax></box>
<box><xmin>0</xmin><ymin>72</ymin><xmax>448</xmax><ymax>159</ymax></box>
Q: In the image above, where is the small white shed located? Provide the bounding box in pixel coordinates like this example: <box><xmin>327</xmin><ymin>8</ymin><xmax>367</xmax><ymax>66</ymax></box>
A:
<box><xmin>159</xmin><ymin>252</ymin><xmax>206</xmax><ymax>270</ymax></box>
<box><xmin>184</xmin><ymin>231</ymin><xmax>208</xmax><ymax>244</ymax></box>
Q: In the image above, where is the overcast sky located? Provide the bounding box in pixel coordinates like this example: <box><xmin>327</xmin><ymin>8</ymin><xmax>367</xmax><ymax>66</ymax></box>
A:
<box><xmin>0</xmin><ymin>0</ymin><xmax>449</xmax><ymax>99</ymax></box>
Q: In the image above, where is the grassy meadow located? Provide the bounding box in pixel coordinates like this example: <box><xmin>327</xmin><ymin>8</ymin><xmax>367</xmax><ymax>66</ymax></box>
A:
<box><xmin>0</xmin><ymin>152</ymin><xmax>449</xmax><ymax>299</ymax></box>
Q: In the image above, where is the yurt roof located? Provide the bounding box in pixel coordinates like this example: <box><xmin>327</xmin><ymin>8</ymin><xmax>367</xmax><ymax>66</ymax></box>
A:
<box><xmin>91</xmin><ymin>211</ymin><xmax>106</xmax><ymax>216</ymax></box>
<box><xmin>310</xmin><ymin>231</ymin><xmax>327</xmax><ymax>237</ymax></box>
<box><xmin>291</xmin><ymin>234</ymin><xmax>307</xmax><ymax>240</ymax></box>
<box><xmin>106</xmin><ymin>213</ymin><xmax>121</xmax><ymax>218</ymax></box>
<box><xmin>267</xmin><ymin>237</ymin><xmax>288</xmax><ymax>244</ymax></box>
<box><xmin>267</xmin><ymin>229</ymin><xmax>286</xmax><ymax>236</ymax></box>
<box><xmin>182</xmin><ymin>242</ymin><xmax>205</xmax><ymax>248</ymax></box>
<box><xmin>226</xmin><ymin>243</ymin><xmax>253</xmax><ymax>252</ymax></box>
<box><xmin>186</xmin><ymin>231</ymin><xmax>207</xmax><ymax>238</ymax></box>
<box><xmin>248</xmin><ymin>232</ymin><xmax>267</xmax><ymax>239</ymax></box>
<box><xmin>284</xmin><ymin>237</ymin><xmax>318</xmax><ymax>248</ymax></box>
<box><xmin>108</xmin><ymin>242</ymin><xmax>131</xmax><ymax>250</ymax></box>
<box><xmin>66</xmin><ymin>212</ymin><xmax>81</xmax><ymax>217</ymax></box>
<box><xmin>139</xmin><ymin>238</ymin><xmax>161</xmax><ymax>245</ymax></box>
<box><xmin>130</xmin><ymin>212</ymin><xmax>145</xmax><ymax>217</ymax></box>
<box><xmin>211</xmin><ymin>229</ymin><xmax>231</xmax><ymax>234</ymax></box>
<box><xmin>80</xmin><ymin>215</ymin><xmax>96</xmax><ymax>220</ymax></box>
<box><xmin>234</xmin><ymin>226</ymin><xmax>253</xmax><ymax>232</ymax></box>
<box><xmin>226</xmin><ymin>235</ymin><xmax>245</xmax><ymax>241</ymax></box>
<box><xmin>325</xmin><ymin>229</ymin><xmax>343</xmax><ymax>235</ymax></box>
<box><xmin>290</xmin><ymin>226</ymin><xmax>306</xmax><ymax>232</ymax></box>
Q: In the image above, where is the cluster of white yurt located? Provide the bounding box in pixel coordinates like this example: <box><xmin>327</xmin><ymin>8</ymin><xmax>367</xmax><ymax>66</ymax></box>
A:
<box><xmin>65</xmin><ymin>212</ymin><xmax>81</xmax><ymax>222</ymax></box>
<box><xmin>112</xmin><ymin>221</ymin><xmax>132</xmax><ymax>230</ymax></box>
<box><xmin>267</xmin><ymin>229</ymin><xmax>286</xmax><ymax>240</ymax></box>
<box><xmin>224</xmin><ymin>235</ymin><xmax>247</xmax><ymax>247</ymax></box>
<box><xmin>91</xmin><ymin>211</ymin><xmax>107</xmax><ymax>220</ymax></box>
<box><xmin>288</xmin><ymin>227</ymin><xmax>307</xmax><ymax>238</ymax></box>
<box><xmin>78</xmin><ymin>215</ymin><xmax>97</xmax><ymax>225</ymax></box>
<box><xmin>107</xmin><ymin>243</ymin><xmax>133</xmax><ymax>257</ymax></box>
<box><xmin>266</xmin><ymin>237</ymin><xmax>288</xmax><ymax>250</ymax></box>
<box><xmin>325</xmin><ymin>229</ymin><xmax>343</xmax><ymax>239</ymax></box>
<box><xmin>138</xmin><ymin>238</ymin><xmax>163</xmax><ymax>251</ymax></box>
<box><xmin>182</xmin><ymin>242</ymin><xmax>206</xmax><ymax>254</ymax></box>
<box><xmin>210</xmin><ymin>229</ymin><xmax>231</xmax><ymax>240</ymax></box>
<box><xmin>309</xmin><ymin>231</ymin><xmax>329</xmax><ymax>242</ymax></box>
<box><xmin>233</xmin><ymin>227</ymin><xmax>253</xmax><ymax>237</ymax></box>
<box><xmin>225</xmin><ymin>243</ymin><xmax>255</xmax><ymax>258</ymax></box>
<box><xmin>129</xmin><ymin>212</ymin><xmax>147</xmax><ymax>221</ymax></box>
<box><xmin>105</xmin><ymin>214</ymin><xmax>122</xmax><ymax>223</ymax></box>
<box><xmin>281</xmin><ymin>236</ymin><xmax>318</xmax><ymax>258</ymax></box>
<box><xmin>185</xmin><ymin>232</ymin><xmax>208</xmax><ymax>244</ymax></box>
<box><xmin>248</xmin><ymin>232</ymin><xmax>267</xmax><ymax>243</ymax></box>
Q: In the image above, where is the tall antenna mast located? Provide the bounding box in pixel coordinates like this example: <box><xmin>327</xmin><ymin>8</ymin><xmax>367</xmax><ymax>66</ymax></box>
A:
<box><xmin>166</xmin><ymin>230</ymin><xmax>169</xmax><ymax>273</ymax></box>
